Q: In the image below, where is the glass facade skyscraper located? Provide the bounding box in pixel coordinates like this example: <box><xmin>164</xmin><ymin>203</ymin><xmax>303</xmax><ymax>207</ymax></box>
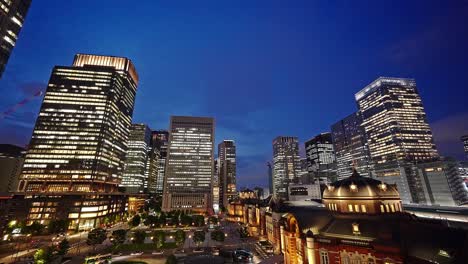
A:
<box><xmin>121</xmin><ymin>124</ymin><xmax>151</xmax><ymax>194</ymax></box>
<box><xmin>0</xmin><ymin>0</ymin><xmax>31</xmax><ymax>78</ymax></box>
<box><xmin>331</xmin><ymin>112</ymin><xmax>372</xmax><ymax>180</ymax></box>
<box><xmin>16</xmin><ymin>54</ymin><xmax>138</xmax><ymax>229</ymax></box>
<box><xmin>162</xmin><ymin>116</ymin><xmax>215</xmax><ymax>213</ymax></box>
<box><xmin>272</xmin><ymin>136</ymin><xmax>301</xmax><ymax>200</ymax></box>
<box><xmin>355</xmin><ymin>77</ymin><xmax>439</xmax><ymax>204</ymax></box>
<box><xmin>218</xmin><ymin>140</ymin><xmax>236</xmax><ymax>208</ymax></box>
<box><xmin>19</xmin><ymin>54</ymin><xmax>138</xmax><ymax>193</ymax></box>
<box><xmin>305</xmin><ymin>133</ymin><xmax>337</xmax><ymax>181</ymax></box>
<box><xmin>151</xmin><ymin>130</ymin><xmax>169</xmax><ymax>195</ymax></box>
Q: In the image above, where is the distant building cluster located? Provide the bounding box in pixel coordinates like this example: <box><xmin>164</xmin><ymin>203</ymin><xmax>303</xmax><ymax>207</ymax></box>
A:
<box><xmin>271</xmin><ymin>77</ymin><xmax>468</xmax><ymax>207</ymax></box>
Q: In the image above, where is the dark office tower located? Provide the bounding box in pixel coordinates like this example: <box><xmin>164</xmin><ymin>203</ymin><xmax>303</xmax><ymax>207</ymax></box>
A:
<box><xmin>267</xmin><ymin>162</ymin><xmax>273</xmax><ymax>196</ymax></box>
<box><xmin>151</xmin><ymin>130</ymin><xmax>169</xmax><ymax>195</ymax></box>
<box><xmin>162</xmin><ymin>116</ymin><xmax>215</xmax><ymax>213</ymax></box>
<box><xmin>0</xmin><ymin>0</ymin><xmax>31</xmax><ymax>78</ymax></box>
<box><xmin>218</xmin><ymin>140</ymin><xmax>237</xmax><ymax>208</ymax></box>
<box><xmin>355</xmin><ymin>77</ymin><xmax>439</xmax><ymax>204</ymax></box>
<box><xmin>331</xmin><ymin>112</ymin><xmax>372</xmax><ymax>180</ymax></box>
<box><xmin>0</xmin><ymin>144</ymin><xmax>25</xmax><ymax>192</ymax></box>
<box><xmin>121</xmin><ymin>124</ymin><xmax>151</xmax><ymax>193</ymax></box>
<box><xmin>305</xmin><ymin>133</ymin><xmax>337</xmax><ymax>181</ymax></box>
<box><xmin>272</xmin><ymin>136</ymin><xmax>301</xmax><ymax>200</ymax></box>
<box><xmin>462</xmin><ymin>135</ymin><xmax>468</xmax><ymax>159</ymax></box>
<box><xmin>146</xmin><ymin>146</ymin><xmax>160</xmax><ymax>194</ymax></box>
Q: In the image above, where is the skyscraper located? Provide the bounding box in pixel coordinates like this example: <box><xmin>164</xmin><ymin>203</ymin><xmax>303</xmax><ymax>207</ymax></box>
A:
<box><xmin>331</xmin><ymin>112</ymin><xmax>372</xmax><ymax>180</ymax></box>
<box><xmin>151</xmin><ymin>130</ymin><xmax>169</xmax><ymax>195</ymax></box>
<box><xmin>355</xmin><ymin>77</ymin><xmax>439</xmax><ymax>204</ymax></box>
<box><xmin>121</xmin><ymin>124</ymin><xmax>151</xmax><ymax>194</ymax></box>
<box><xmin>272</xmin><ymin>136</ymin><xmax>301</xmax><ymax>200</ymax></box>
<box><xmin>218</xmin><ymin>140</ymin><xmax>237</xmax><ymax>208</ymax></box>
<box><xmin>462</xmin><ymin>135</ymin><xmax>468</xmax><ymax>159</ymax></box>
<box><xmin>17</xmin><ymin>54</ymin><xmax>138</xmax><ymax>228</ymax></box>
<box><xmin>305</xmin><ymin>133</ymin><xmax>337</xmax><ymax>181</ymax></box>
<box><xmin>0</xmin><ymin>0</ymin><xmax>31</xmax><ymax>78</ymax></box>
<box><xmin>162</xmin><ymin>116</ymin><xmax>215</xmax><ymax>213</ymax></box>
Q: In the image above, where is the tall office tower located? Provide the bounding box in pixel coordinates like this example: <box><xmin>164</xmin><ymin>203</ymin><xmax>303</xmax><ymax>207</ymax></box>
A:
<box><xmin>17</xmin><ymin>54</ymin><xmax>138</xmax><ymax>229</ymax></box>
<box><xmin>462</xmin><ymin>135</ymin><xmax>468</xmax><ymax>159</ymax></box>
<box><xmin>267</xmin><ymin>162</ymin><xmax>273</xmax><ymax>196</ymax></box>
<box><xmin>272</xmin><ymin>136</ymin><xmax>301</xmax><ymax>200</ymax></box>
<box><xmin>305</xmin><ymin>133</ymin><xmax>337</xmax><ymax>181</ymax></box>
<box><xmin>212</xmin><ymin>158</ymin><xmax>220</xmax><ymax>212</ymax></box>
<box><xmin>121</xmin><ymin>124</ymin><xmax>151</xmax><ymax>193</ymax></box>
<box><xmin>355</xmin><ymin>77</ymin><xmax>439</xmax><ymax>204</ymax></box>
<box><xmin>162</xmin><ymin>116</ymin><xmax>215</xmax><ymax>213</ymax></box>
<box><xmin>152</xmin><ymin>130</ymin><xmax>169</xmax><ymax>195</ymax></box>
<box><xmin>146</xmin><ymin>146</ymin><xmax>160</xmax><ymax>194</ymax></box>
<box><xmin>331</xmin><ymin>112</ymin><xmax>372</xmax><ymax>180</ymax></box>
<box><xmin>0</xmin><ymin>144</ymin><xmax>25</xmax><ymax>192</ymax></box>
<box><xmin>218</xmin><ymin>140</ymin><xmax>237</xmax><ymax>208</ymax></box>
<box><xmin>0</xmin><ymin>0</ymin><xmax>31</xmax><ymax>78</ymax></box>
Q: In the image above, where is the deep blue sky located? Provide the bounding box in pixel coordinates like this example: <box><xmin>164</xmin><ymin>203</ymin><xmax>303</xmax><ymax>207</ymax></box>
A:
<box><xmin>1</xmin><ymin>1</ymin><xmax>467</xmax><ymax>188</ymax></box>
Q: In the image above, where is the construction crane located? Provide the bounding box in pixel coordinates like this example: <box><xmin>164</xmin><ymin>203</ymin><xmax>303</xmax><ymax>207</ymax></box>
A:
<box><xmin>0</xmin><ymin>90</ymin><xmax>44</xmax><ymax>120</ymax></box>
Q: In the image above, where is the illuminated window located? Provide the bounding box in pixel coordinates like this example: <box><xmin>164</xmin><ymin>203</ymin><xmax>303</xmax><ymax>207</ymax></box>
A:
<box><xmin>348</xmin><ymin>204</ymin><xmax>353</xmax><ymax>212</ymax></box>
<box><xmin>380</xmin><ymin>205</ymin><xmax>385</xmax><ymax>213</ymax></box>
<box><xmin>354</xmin><ymin>204</ymin><xmax>360</xmax><ymax>212</ymax></box>
<box><xmin>390</xmin><ymin>204</ymin><xmax>395</xmax><ymax>212</ymax></box>
<box><xmin>361</xmin><ymin>205</ymin><xmax>367</xmax><ymax>213</ymax></box>
<box><xmin>385</xmin><ymin>204</ymin><xmax>390</xmax><ymax>212</ymax></box>
<box><xmin>320</xmin><ymin>251</ymin><xmax>329</xmax><ymax>264</ymax></box>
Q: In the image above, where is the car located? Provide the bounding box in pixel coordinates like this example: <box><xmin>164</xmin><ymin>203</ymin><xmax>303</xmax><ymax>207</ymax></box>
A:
<box><xmin>152</xmin><ymin>250</ymin><xmax>164</xmax><ymax>255</ymax></box>
<box><xmin>234</xmin><ymin>250</ymin><xmax>254</xmax><ymax>263</ymax></box>
<box><xmin>193</xmin><ymin>248</ymin><xmax>204</xmax><ymax>253</ymax></box>
<box><xmin>130</xmin><ymin>251</ymin><xmax>144</xmax><ymax>256</ymax></box>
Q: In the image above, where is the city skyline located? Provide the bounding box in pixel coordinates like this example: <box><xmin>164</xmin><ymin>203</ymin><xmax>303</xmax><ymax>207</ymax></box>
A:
<box><xmin>1</xmin><ymin>1</ymin><xmax>468</xmax><ymax>188</ymax></box>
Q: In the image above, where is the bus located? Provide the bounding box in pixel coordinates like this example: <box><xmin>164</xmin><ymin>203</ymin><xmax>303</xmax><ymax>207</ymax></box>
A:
<box><xmin>84</xmin><ymin>253</ymin><xmax>112</xmax><ymax>264</ymax></box>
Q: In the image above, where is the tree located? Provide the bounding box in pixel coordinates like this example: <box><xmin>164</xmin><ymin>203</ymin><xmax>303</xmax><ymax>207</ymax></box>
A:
<box><xmin>56</xmin><ymin>239</ymin><xmax>70</xmax><ymax>256</ymax></box>
<box><xmin>152</xmin><ymin>230</ymin><xmax>166</xmax><ymax>248</ymax></box>
<box><xmin>211</xmin><ymin>230</ymin><xmax>225</xmax><ymax>242</ymax></box>
<box><xmin>87</xmin><ymin>228</ymin><xmax>107</xmax><ymax>252</ymax></box>
<box><xmin>48</xmin><ymin>219</ymin><xmax>69</xmax><ymax>234</ymax></box>
<box><xmin>238</xmin><ymin>226</ymin><xmax>249</xmax><ymax>239</ymax></box>
<box><xmin>180</xmin><ymin>214</ymin><xmax>192</xmax><ymax>226</ymax></box>
<box><xmin>192</xmin><ymin>215</ymin><xmax>205</xmax><ymax>227</ymax></box>
<box><xmin>129</xmin><ymin>214</ymin><xmax>141</xmax><ymax>227</ymax></box>
<box><xmin>174</xmin><ymin>229</ymin><xmax>185</xmax><ymax>246</ymax></box>
<box><xmin>144</xmin><ymin>215</ymin><xmax>159</xmax><ymax>227</ymax></box>
<box><xmin>34</xmin><ymin>247</ymin><xmax>53</xmax><ymax>264</ymax></box>
<box><xmin>133</xmin><ymin>230</ymin><xmax>146</xmax><ymax>244</ymax></box>
<box><xmin>193</xmin><ymin>230</ymin><xmax>205</xmax><ymax>246</ymax></box>
<box><xmin>166</xmin><ymin>254</ymin><xmax>177</xmax><ymax>264</ymax></box>
<box><xmin>209</xmin><ymin>216</ymin><xmax>218</xmax><ymax>225</ymax></box>
<box><xmin>111</xmin><ymin>229</ymin><xmax>127</xmax><ymax>247</ymax></box>
<box><xmin>25</xmin><ymin>221</ymin><xmax>45</xmax><ymax>236</ymax></box>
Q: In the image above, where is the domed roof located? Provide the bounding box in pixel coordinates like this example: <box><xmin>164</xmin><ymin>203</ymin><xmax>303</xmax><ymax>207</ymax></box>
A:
<box><xmin>323</xmin><ymin>170</ymin><xmax>400</xmax><ymax>200</ymax></box>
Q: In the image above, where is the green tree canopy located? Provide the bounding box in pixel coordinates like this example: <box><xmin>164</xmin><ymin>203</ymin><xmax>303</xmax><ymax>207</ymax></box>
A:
<box><xmin>87</xmin><ymin>228</ymin><xmax>107</xmax><ymax>251</ymax></box>
<box><xmin>56</xmin><ymin>238</ymin><xmax>70</xmax><ymax>256</ymax></box>
<box><xmin>47</xmin><ymin>219</ymin><xmax>69</xmax><ymax>234</ymax></box>
<box><xmin>34</xmin><ymin>247</ymin><xmax>53</xmax><ymax>264</ymax></box>
<box><xmin>111</xmin><ymin>229</ymin><xmax>127</xmax><ymax>246</ymax></box>
<box><xmin>192</xmin><ymin>215</ymin><xmax>205</xmax><ymax>227</ymax></box>
<box><xmin>193</xmin><ymin>230</ymin><xmax>205</xmax><ymax>246</ymax></box>
<box><xmin>210</xmin><ymin>230</ymin><xmax>225</xmax><ymax>242</ymax></box>
<box><xmin>174</xmin><ymin>229</ymin><xmax>185</xmax><ymax>246</ymax></box>
<box><xmin>129</xmin><ymin>215</ymin><xmax>141</xmax><ymax>227</ymax></box>
<box><xmin>152</xmin><ymin>230</ymin><xmax>166</xmax><ymax>249</ymax></box>
<box><xmin>208</xmin><ymin>216</ymin><xmax>218</xmax><ymax>225</ymax></box>
<box><xmin>180</xmin><ymin>214</ymin><xmax>192</xmax><ymax>226</ymax></box>
<box><xmin>133</xmin><ymin>230</ymin><xmax>146</xmax><ymax>244</ymax></box>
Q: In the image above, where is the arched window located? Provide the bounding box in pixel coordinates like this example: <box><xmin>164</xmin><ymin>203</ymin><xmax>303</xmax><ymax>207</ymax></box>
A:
<box><xmin>355</xmin><ymin>204</ymin><xmax>360</xmax><ymax>212</ymax></box>
<box><xmin>380</xmin><ymin>204</ymin><xmax>385</xmax><ymax>213</ymax></box>
<box><xmin>320</xmin><ymin>250</ymin><xmax>329</xmax><ymax>264</ymax></box>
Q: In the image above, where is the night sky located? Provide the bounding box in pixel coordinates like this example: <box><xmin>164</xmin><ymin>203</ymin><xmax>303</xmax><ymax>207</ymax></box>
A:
<box><xmin>1</xmin><ymin>1</ymin><xmax>467</xmax><ymax>188</ymax></box>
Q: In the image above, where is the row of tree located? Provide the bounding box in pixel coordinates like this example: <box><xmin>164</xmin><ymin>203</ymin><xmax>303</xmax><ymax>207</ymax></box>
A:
<box><xmin>34</xmin><ymin>239</ymin><xmax>70</xmax><ymax>264</ymax></box>
<box><xmin>129</xmin><ymin>211</ymin><xmax>211</xmax><ymax>228</ymax></box>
